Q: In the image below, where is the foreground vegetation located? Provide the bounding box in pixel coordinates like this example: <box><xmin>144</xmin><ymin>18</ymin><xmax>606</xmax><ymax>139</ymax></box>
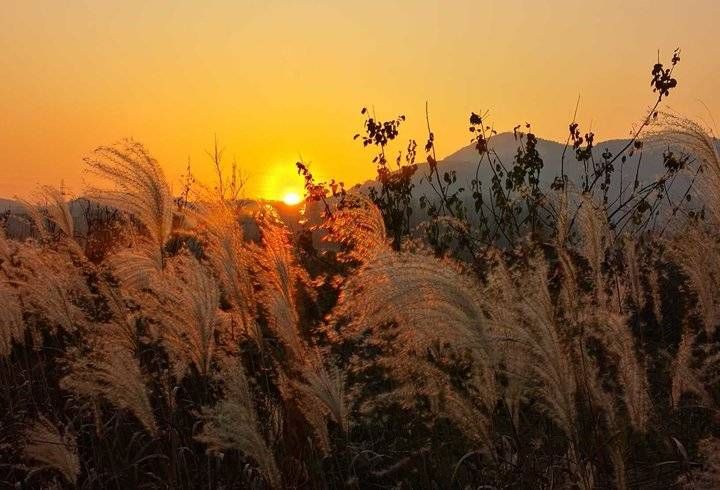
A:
<box><xmin>2</xmin><ymin>51</ymin><xmax>720</xmax><ymax>488</ymax></box>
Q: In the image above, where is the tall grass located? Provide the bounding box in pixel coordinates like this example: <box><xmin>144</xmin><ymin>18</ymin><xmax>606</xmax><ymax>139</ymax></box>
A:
<box><xmin>1</xmin><ymin>110</ymin><xmax>720</xmax><ymax>488</ymax></box>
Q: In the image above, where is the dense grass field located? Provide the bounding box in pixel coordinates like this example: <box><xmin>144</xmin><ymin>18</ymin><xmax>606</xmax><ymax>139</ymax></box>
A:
<box><xmin>2</xmin><ymin>54</ymin><xmax>720</xmax><ymax>489</ymax></box>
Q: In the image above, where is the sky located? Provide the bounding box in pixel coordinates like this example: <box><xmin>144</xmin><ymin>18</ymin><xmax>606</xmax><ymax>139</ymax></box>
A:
<box><xmin>1</xmin><ymin>1</ymin><xmax>719</xmax><ymax>201</ymax></box>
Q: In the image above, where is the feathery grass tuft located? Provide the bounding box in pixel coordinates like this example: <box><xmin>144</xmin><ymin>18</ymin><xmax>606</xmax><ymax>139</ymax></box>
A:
<box><xmin>84</xmin><ymin>139</ymin><xmax>174</xmax><ymax>254</ymax></box>
<box><xmin>0</xmin><ymin>282</ymin><xmax>24</xmax><ymax>358</ymax></box>
<box><xmin>22</xmin><ymin>417</ymin><xmax>80</xmax><ymax>485</ymax></box>
<box><xmin>197</xmin><ymin>358</ymin><xmax>281</xmax><ymax>488</ymax></box>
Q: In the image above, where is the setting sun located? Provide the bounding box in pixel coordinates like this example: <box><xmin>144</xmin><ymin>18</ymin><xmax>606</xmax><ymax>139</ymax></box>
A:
<box><xmin>282</xmin><ymin>191</ymin><xmax>302</xmax><ymax>206</ymax></box>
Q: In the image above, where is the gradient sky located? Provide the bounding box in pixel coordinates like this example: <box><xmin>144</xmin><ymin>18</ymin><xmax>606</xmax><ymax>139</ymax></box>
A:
<box><xmin>2</xmin><ymin>1</ymin><xmax>719</xmax><ymax>201</ymax></box>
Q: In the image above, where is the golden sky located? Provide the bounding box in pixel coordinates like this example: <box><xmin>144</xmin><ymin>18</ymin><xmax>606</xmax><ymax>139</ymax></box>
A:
<box><xmin>1</xmin><ymin>1</ymin><xmax>719</xmax><ymax>201</ymax></box>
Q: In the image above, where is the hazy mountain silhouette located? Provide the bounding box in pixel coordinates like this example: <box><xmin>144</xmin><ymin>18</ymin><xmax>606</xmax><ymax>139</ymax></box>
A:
<box><xmin>348</xmin><ymin>131</ymin><xmax>720</xmax><ymax>224</ymax></box>
<box><xmin>389</xmin><ymin>132</ymin><xmax>683</xmax><ymax>197</ymax></box>
<box><xmin>0</xmin><ymin>198</ymin><xmax>25</xmax><ymax>213</ymax></box>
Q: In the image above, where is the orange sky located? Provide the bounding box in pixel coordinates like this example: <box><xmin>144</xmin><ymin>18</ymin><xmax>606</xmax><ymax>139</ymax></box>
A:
<box><xmin>1</xmin><ymin>1</ymin><xmax>719</xmax><ymax>201</ymax></box>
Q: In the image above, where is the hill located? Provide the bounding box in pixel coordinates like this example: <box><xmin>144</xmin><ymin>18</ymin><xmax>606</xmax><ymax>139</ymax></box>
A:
<box><xmin>355</xmin><ymin>132</ymin><xmax>690</xmax><ymax>198</ymax></box>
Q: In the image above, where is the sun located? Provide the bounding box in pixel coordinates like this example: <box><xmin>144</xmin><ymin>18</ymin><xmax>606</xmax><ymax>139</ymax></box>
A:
<box><xmin>282</xmin><ymin>191</ymin><xmax>302</xmax><ymax>206</ymax></box>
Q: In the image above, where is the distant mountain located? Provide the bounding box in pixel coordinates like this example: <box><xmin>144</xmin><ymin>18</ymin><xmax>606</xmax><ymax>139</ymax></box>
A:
<box><xmin>379</xmin><ymin>132</ymin><xmax>679</xmax><ymax>195</ymax></box>
<box><xmin>350</xmin><ymin>131</ymin><xmax>720</xmax><ymax>222</ymax></box>
<box><xmin>0</xmin><ymin>198</ymin><xmax>26</xmax><ymax>213</ymax></box>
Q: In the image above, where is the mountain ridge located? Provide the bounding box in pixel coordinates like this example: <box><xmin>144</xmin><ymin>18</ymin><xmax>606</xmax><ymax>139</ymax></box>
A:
<box><xmin>351</xmin><ymin>131</ymin><xmax>680</xmax><ymax>195</ymax></box>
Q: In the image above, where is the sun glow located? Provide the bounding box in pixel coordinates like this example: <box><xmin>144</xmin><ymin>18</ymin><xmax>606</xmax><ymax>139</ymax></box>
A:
<box><xmin>282</xmin><ymin>191</ymin><xmax>302</xmax><ymax>206</ymax></box>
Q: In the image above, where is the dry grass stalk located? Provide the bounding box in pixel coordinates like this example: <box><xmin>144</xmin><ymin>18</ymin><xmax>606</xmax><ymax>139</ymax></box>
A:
<box><xmin>331</xmin><ymin>249</ymin><xmax>496</xmax><ymax>447</ymax></box>
<box><xmin>84</xmin><ymin>140</ymin><xmax>174</xmax><ymax>257</ymax></box>
<box><xmin>197</xmin><ymin>358</ymin><xmax>280</xmax><ymax>488</ymax></box>
<box><xmin>648</xmin><ymin>113</ymin><xmax>720</xmax><ymax>225</ymax></box>
<box><xmin>60</xmin><ymin>287</ymin><xmax>157</xmax><ymax>435</ymax></box>
<box><xmin>196</xmin><ymin>200</ymin><xmax>259</xmax><ymax>345</ymax></box>
<box><xmin>148</xmin><ymin>255</ymin><xmax>222</xmax><ymax>379</ymax></box>
<box><xmin>322</xmin><ymin>193</ymin><xmax>388</xmax><ymax>260</ymax></box>
<box><xmin>253</xmin><ymin>208</ymin><xmax>306</xmax><ymax>359</ymax></box>
<box><xmin>22</xmin><ymin>417</ymin><xmax>80</xmax><ymax>485</ymax></box>
<box><xmin>0</xmin><ymin>282</ymin><xmax>24</xmax><ymax>358</ymax></box>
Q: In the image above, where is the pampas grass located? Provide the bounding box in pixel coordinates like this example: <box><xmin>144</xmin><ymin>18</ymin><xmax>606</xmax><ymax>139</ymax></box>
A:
<box><xmin>330</xmin><ymin>249</ymin><xmax>497</xmax><ymax>447</ymax></box>
<box><xmin>22</xmin><ymin>417</ymin><xmax>80</xmax><ymax>485</ymax></box>
<box><xmin>253</xmin><ymin>207</ymin><xmax>306</xmax><ymax>359</ymax></box>
<box><xmin>486</xmin><ymin>255</ymin><xmax>580</xmax><ymax>444</ymax></box>
<box><xmin>2</xmin><ymin>117</ymin><xmax>720</xmax><ymax>487</ymax></box>
<box><xmin>148</xmin><ymin>255</ymin><xmax>222</xmax><ymax>379</ymax></box>
<box><xmin>196</xmin><ymin>200</ymin><xmax>259</xmax><ymax>345</ymax></box>
<box><xmin>197</xmin><ymin>358</ymin><xmax>280</xmax><ymax>488</ymax></box>
<box><xmin>648</xmin><ymin>112</ymin><xmax>720</xmax><ymax>224</ymax></box>
<box><xmin>0</xmin><ymin>282</ymin><xmax>23</xmax><ymax>358</ymax></box>
<box><xmin>60</xmin><ymin>287</ymin><xmax>157</xmax><ymax>435</ymax></box>
<box><xmin>84</xmin><ymin>140</ymin><xmax>174</xmax><ymax>251</ymax></box>
<box><xmin>17</xmin><ymin>249</ymin><xmax>88</xmax><ymax>335</ymax></box>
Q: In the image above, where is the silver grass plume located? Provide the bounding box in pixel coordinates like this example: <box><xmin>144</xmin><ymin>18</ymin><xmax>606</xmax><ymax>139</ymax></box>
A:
<box><xmin>330</xmin><ymin>249</ymin><xmax>496</xmax><ymax>447</ymax></box>
<box><xmin>572</xmin><ymin>237</ymin><xmax>652</xmax><ymax>433</ymax></box>
<box><xmin>577</xmin><ymin>204</ymin><xmax>650</xmax><ymax>428</ymax></box>
<box><xmin>577</xmin><ymin>197</ymin><xmax>611</xmax><ymax>302</ymax></box>
<box><xmin>558</xmin><ymin>222</ymin><xmax>651</xmax><ymax>432</ymax></box>
<box><xmin>556</xmin><ymin>245</ymin><xmax>581</xmax><ymax>322</ymax></box>
<box><xmin>554</xmin><ymin>214</ymin><xmax>650</xmax><ymax>478</ymax></box>
<box><xmin>671</xmin><ymin>330</ymin><xmax>713</xmax><ymax>409</ymax></box>
<box><xmin>294</xmin><ymin>349</ymin><xmax>348</xmax><ymax>439</ymax></box>
<box><xmin>332</xmin><ymin>250</ymin><xmax>492</xmax><ymax>368</ymax></box>
<box><xmin>39</xmin><ymin>185</ymin><xmax>75</xmax><ymax>239</ymax></box>
<box><xmin>253</xmin><ymin>207</ymin><xmax>307</xmax><ymax>359</ymax></box>
<box><xmin>85</xmin><ymin>140</ymin><xmax>173</xmax><ymax>286</ymax></box>
<box><xmin>194</xmin><ymin>200</ymin><xmax>259</xmax><ymax>345</ymax></box>
<box><xmin>197</xmin><ymin>358</ymin><xmax>280</xmax><ymax>488</ymax></box>
<box><xmin>60</xmin><ymin>286</ymin><xmax>157</xmax><ymax>435</ymax></box>
<box><xmin>592</xmin><ymin>310</ymin><xmax>652</xmax><ymax>432</ymax></box>
<box><xmin>322</xmin><ymin>193</ymin><xmax>388</xmax><ymax>260</ymax></box>
<box><xmin>84</xmin><ymin>140</ymin><xmax>173</xmax><ymax>250</ymax></box>
<box><xmin>485</xmin><ymin>255</ymin><xmax>579</xmax><ymax>443</ymax></box>
<box><xmin>551</xmin><ymin>188</ymin><xmax>582</xmax><ymax>318</ymax></box>
<box><xmin>34</xmin><ymin>185</ymin><xmax>75</xmax><ymax>239</ymax></box>
<box><xmin>17</xmin><ymin>185</ymin><xmax>76</xmax><ymax>242</ymax></box>
<box><xmin>22</xmin><ymin>417</ymin><xmax>80</xmax><ymax>485</ymax></box>
<box><xmin>14</xmin><ymin>196</ymin><xmax>50</xmax><ymax>242</ymax></box>
<box><xmin>0</xmin><ymin>228</ymin><xmax>10</xmax><ymax>263</ymax></box>
<box><xmin>60</xmin><ymin>335</ymin><xmax>158</xmax><ymax>436</ymax></box>
<box><xmin>148</xmin><ymin>255</ymin><xmax>222</xmax><ymax>379</ymax></box>
<box><xmin>667</xmin><ymin>228</ymin><xmax>720</xmax><ymax>335</ymax></box>
<box><xmin>253</xmin><ymin>208</ymin><xmax>345</xmax><ymax>452</ymax></box>
<box><xmin>0</xmin><ymin>282</ymin><xmax>24</xmax><ymax>358</ymax></box>
<box><xmin>553</xmin><ymin>188</ymin><xmax>573</xmax><ymax>247</ymax></box>
<box><xmin>107</xmin><ymin>241</ymin><xmax>164</xmax><ymax>290</ymax></box>
<box><xmin>582</xmin><ymin>360</ymin><xmax>627</xmax><ymax>490</ymax></box>
<box><xmin>17</xmin><ymin>247</ymin><xmax>88</xmax><ymax>335</ymax></box>
<box><xmin>623</xmin><ymin>238</ymin><xmax>644</xmax><ymax>311</ymax></box>
<box><xmin>646</xmin><ymin>112</ymin><xmax>720</xmax><ymax>225</ymax></box>
<box><xmin>647</xmin><ymin>267</ymin><xmax>664</xmax><ymax>324</ymax></box>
